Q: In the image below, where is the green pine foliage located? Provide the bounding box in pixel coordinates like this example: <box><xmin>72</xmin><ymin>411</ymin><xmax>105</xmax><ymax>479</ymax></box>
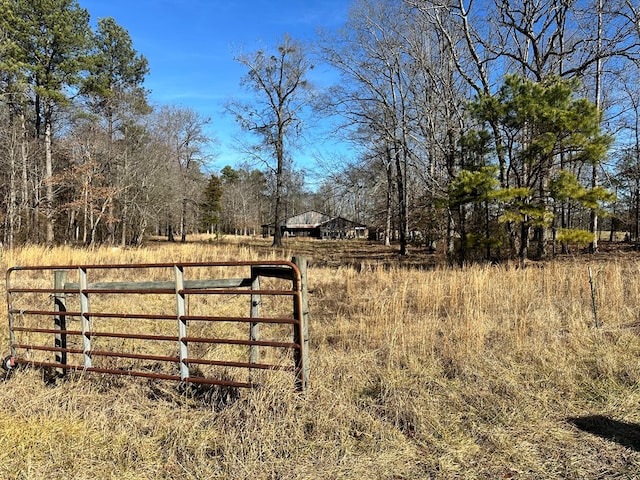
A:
<box><xmin>555</xmin><ymin>228</ymin><xmax>595</xmax><ymax>245</ymax></box>
<box><xmin>549</xmin><ymin>170</ymin><xmax>616</xmax><ymax>212</ymax></box>
<box><xmin>5</xmin><ymin>0</ymin><xmax>92</xmax><ymax>107</ymax></box>
<box><xmin>200</xmin><ymin>174</ymin><xmax>223</xmax><ymax>233</ymax></box>
<box><xmin>448</xmin><ymin>166</ymin><xmax>499</xmax><ymax>207</ymax></box>
<box><xmin>451</xmin><ymin>75</ymin><xmax>613</xmax><ymax>262</ymax></box>
<box><xmin>82</xmin><ymin>17</ymin><xmax>150</xmax><ymax>117</ymax></box>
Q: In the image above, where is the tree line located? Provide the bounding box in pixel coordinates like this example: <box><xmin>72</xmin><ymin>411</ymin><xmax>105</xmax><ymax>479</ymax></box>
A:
<box><xmin>310</xmin><ymin>0</ymin><xmax>640</xmax><ymax>264</ymax></box>
<box><xmin>2</xmin><ymin>0</ymin><xmax>640</xmax><ymax>265</ymax></box>
<box><xmin>219</xmin><ymin>0</ymin><xmax>640</xmax><ymax>263</ymax></box>
<box><xmin>0</xmin><ymin>0</ymin><xmax>214</xmax><ymax>247</ymax></box>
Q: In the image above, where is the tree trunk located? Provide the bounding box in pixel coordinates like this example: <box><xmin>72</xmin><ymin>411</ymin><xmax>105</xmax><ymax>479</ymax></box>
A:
<box><xmin>446</xmin><ymin>208</ymin><xmax>455</xmax><ymax>266</ymax></box>
<box><xmin>590</xmin><ymin>0</ymin><xmax>603</xmax><ymax>254</ymax></box>
<box><xmin>20</xmin><ymin>112</ymin><xmax>30</xmax><ymax>240</ymax></box>
<box><xmin>272</xmin><ymin>121</ymin><xmax>285</xmax><ymax>248</ymax></box>
<box><xmin>535</xmin><ymin>177</ymin><xmax>548</xmax><ymax>260</ymax></box>
<box><xmin>519</xmin><ymin>222</ymin><xmax>530</xmax><ymax>266</ymax></box>
<box><xmin>633</xmin><ymin>185</ymin><xmax>640</xmax><ymax>242</ymax></box>
<box><xmin>394</xmin><ymin>143</ymin><xmax>409</xmax><ymax>256</ymax></box>
<box><xmin>459</xmin><ymin>204</ymin><xmax>467</xmax><ymax>267</ymax></box>
<box><xmin>121</xmin><ymin>205</ymin><xmax>128</xmax><ymax>246</ymax></box>
<box><xmin>44</xmin><ymin>115</ymin><xmax>54</xmax><ymax>246</ymax></box>
<box><xmin>107</xmin><ymin>108</ymin><xmax>116</xmax><ymax>245</ymax></box>
<box><xmin>7</xmin><ymin>119</ymin><xmax>18</xmax><ymax>249</ymax></box>
<box><xmin>385</xmin><ymin>184</ymin><xmax>392</xmax><ymax>246</ymax></box>
<box><xmin>384</xmin><ymin>151</ymin><xmax>393</xmax><ymax>247</ymax></box>
<box><xmin>273</xmin><ymin>176</ymin><xmax>284</xmax><ymax>247</ymax></box>
<box><xmin>82</xmin><ymin>180</ymin><xmax>89</xmax><ymax>244</ymax></box>
<box><xmin>181</xmin><ymin>197</ymin><xmax>187</xmax><ymax>242</ymax></box>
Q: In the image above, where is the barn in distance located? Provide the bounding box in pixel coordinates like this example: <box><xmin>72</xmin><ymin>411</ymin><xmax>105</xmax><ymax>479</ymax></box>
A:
<box><xmin>262</xmin><ymin>211</ymin><xmax>368</xmax><ymax>240</ymax></box>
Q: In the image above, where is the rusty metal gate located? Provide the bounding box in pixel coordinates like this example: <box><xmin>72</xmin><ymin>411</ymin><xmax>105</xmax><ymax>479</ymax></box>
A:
<box><xmin>5</xmin><ymin>258</ymin><xmax>309</xmax><ymax>391</ymax></box>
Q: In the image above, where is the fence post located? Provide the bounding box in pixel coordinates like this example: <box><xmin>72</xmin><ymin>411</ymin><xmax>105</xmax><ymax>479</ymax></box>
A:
<box><xmin>292</xmin><ymin>256</ymin><xmax>309</xmax><ymax>392</ymax></box>
<box><xmin>54</xmin><ymin>270</ymin><xmax>67</xmax><ymax>377</ymax></box>
<box><xmin>249</xmin><ymin>268</ymin><xmax>261</xmax><ymax>364</ymax></box>
<box><xmin>174</xmin><ymin>265</ymin><xmax>190</xmax><ymax>381</ymax></box>
<box><xmin>79</xmin><ymin>267</ymin><xmax>92</xmax><ymax>369</ymax></box>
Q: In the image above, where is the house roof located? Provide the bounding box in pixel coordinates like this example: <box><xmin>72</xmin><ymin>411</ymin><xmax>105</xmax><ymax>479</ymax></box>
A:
<box><xmin>263</xmin><ymin>211</ymin><xmax>367</xmax><ymax>229</ymax></box>
<box><xmin>318</xmin><ymin>216</ymin><xmax>367</xmax><ymax>229</ymax></box>
<box><xmin>284</xmin><ymin>211</ymin><xmax>332</xmax><ymax>229</ymax></box>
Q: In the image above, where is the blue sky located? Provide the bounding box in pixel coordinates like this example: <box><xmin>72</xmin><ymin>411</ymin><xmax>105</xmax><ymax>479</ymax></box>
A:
<box><xmin>80</xmin><ymin>0</ymin><xmax>352</xmax><ymax>182</ymax></box>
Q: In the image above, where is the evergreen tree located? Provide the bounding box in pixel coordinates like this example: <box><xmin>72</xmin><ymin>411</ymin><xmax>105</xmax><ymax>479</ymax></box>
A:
<box><xmin>82</xmin><ymin>16</ymin><xmax>149</xmax><ymax>244</ymax></box>
<box><xmin>200</xmin><ymin>174</ymin><xmax>223</xmax><ymax>236</ymax></box>
<box><xmin>464</xmin><ymin>75</ymin><xmax>612</xmax><ymax>262</ymax></box>
<box><xmin>83</xmin><ymin>16</ymin><xmax>149</xmax><ymax>132</ymax></box>
<box><xmin>3</xmin><ymin>0</ymin><xmax>92</xmax><ymax>244</ymax></box>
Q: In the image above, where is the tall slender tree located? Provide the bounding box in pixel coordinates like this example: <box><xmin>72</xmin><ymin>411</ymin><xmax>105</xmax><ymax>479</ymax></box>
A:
<box><xmin>3</xmin><ymin>0</ymin><xmax>91</xmax><ymax>245</ymax></box>
<box><xmin>82</xmin><ymin>16</ymin><xmax>149</xmax><ymax>244</ymax></box>
<box><xmin>200</xmin><ymin>173</ymin><xmax>223</xmax><ymax>236</ymax></box>
<box><xmin>154</xmin><ymin>105</ymin><xmax>211</xmax><ymax>242</ymax></box>
<box><xmin>227</xmin><ymin>35</ymin><xmax>312</xmax><ymax>248</ymax></box>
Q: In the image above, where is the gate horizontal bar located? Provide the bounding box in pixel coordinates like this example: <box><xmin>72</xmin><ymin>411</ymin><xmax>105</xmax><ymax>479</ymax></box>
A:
<box><xmin>181</xmin><ymin>315</ymin><xmax>298</xmax><ymax>324</ymax></box>
<box><xmin>14</xmin><ymin>344</ymin><xmax>180</xmax><ymax>363</ymax></box>
<box><xmin>12</xmin><ymin>327</ymin><xmax>177</xmax><ymax>342</ymax></box>
<box><xmin>10</xmin><ymin>310</ymin><xmax>176</xmax><ymax>321</ymax></box>
<box><xmin>12</xmin><ymin>359</ymin><xmax>254</xmax><ymax>388</ymax></box>
<box><xmin>64</xmin><ymin>278</ymin><xmax>254</xmax><ymax>291</ymax></box>
<box><xmin>184</xmin><ymin>357</ymin><xmax>295</xmax><ymax>371</ymax></box>
<box><xmin>10</xmin><ymin>310</ymin><xmax>299</xmax><ymax>325</ymax></box>
<box><xmin>182</xmin><ymin>336</ymin><xmax>299</xmax><ymax>348</ymax></box>
<box><xmin>8</xmin><ymin>260</ymin><xmax>300</xmax><ymax>271</ymax></box>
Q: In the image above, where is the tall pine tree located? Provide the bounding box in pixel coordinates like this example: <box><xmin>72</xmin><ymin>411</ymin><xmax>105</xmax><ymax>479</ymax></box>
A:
<box><xmin>460</xmin><ymin>75</ymin><xmax>612</xmax><ymax>263</ymax></box>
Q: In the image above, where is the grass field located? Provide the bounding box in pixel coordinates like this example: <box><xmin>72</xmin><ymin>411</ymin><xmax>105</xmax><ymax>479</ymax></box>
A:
<box><xmin>0</xmin><ymin>238</ymin><xmax>640</xmax><ymax>479</ymax></box>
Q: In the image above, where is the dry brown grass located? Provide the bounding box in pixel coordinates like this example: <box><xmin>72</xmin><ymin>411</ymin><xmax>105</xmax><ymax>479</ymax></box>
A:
<box><xmin>0</xmin><ymin>237</ymin><xmax>640</xmax><ymax>478</ymax></box>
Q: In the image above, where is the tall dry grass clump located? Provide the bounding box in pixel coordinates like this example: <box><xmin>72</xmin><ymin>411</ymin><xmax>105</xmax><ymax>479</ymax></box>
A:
<box><xmin>0</xmin><ymin>241</ymin><xmax>639</xmax><ymax>478</ymax></box>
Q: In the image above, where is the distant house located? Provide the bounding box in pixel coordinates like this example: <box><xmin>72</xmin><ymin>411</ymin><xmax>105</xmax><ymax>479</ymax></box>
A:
<box><xmin>317</xmin><ymin>216</ymin><xmax>368</xmax><ymax>240</ymax></box>
<box><xmin>262</xmin><ymin>211</ymin><xmax>368</xmax><ymax>240</ymax></box>
<box><xmin>284</xmin><ymin>211</ymin><xmax>332</xmax><ymax>237</ymax></box>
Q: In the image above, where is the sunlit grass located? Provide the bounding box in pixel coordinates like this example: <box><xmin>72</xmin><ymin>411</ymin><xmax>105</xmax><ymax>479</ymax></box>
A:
<box><xmin>0</xmin><ymin>240</ymin><xmax>639</xmax><ymax>478</ymax></box>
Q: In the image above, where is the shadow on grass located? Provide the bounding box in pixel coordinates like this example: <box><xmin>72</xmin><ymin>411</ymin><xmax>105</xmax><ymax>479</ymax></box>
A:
<box><xmin>568</xmin><ymin>415</ymin><xmax>640</xmax><ymax>451</ymax></box>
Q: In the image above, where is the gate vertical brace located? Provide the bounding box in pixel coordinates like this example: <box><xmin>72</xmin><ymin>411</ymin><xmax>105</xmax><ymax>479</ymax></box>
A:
<box><xmin>249</xmin><ymin>269</ymin><xmax>261</xmax><ymax>385</ymax></box>
<box><xmin>54</xmin><ymin>270</ymin><xmax>67</xmax><ymax>377</ymax></box>
<box><xmin>6</xmin><ymin>271</ymin><xmax>16</xmax><ymax>359</ymax></box>
<box><xmin>292</xmin><ymin>256</ymin><xmax>309</xmax><ymax>392</ymax></box>
<box><xmin>79</xmin><ymin>267</ymin><xmax>92</xmax><ymax>369</ymax></box>
<box><xmin>175</xmin><ymin>265</ymin><xmax>190</xmax><ymax>381</ymax></box>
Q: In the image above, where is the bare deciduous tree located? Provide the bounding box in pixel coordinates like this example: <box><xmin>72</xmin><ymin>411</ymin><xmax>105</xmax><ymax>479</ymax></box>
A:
<box><xmin>227</xmin><ymin>35</ymin><xmax>312</xmax><ymax>248</ymax></box>
<box><xmin>153</xmin><ymin>105</ymin><xmax>211</xmax><ymax>242</ymax></box>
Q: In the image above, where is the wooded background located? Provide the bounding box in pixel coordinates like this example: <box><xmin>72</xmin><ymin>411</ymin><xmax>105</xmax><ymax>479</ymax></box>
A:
<box><xmin>1</xmin><ymin>0</ymin><xmax>639</xmax><ymax>263</ymax></box>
